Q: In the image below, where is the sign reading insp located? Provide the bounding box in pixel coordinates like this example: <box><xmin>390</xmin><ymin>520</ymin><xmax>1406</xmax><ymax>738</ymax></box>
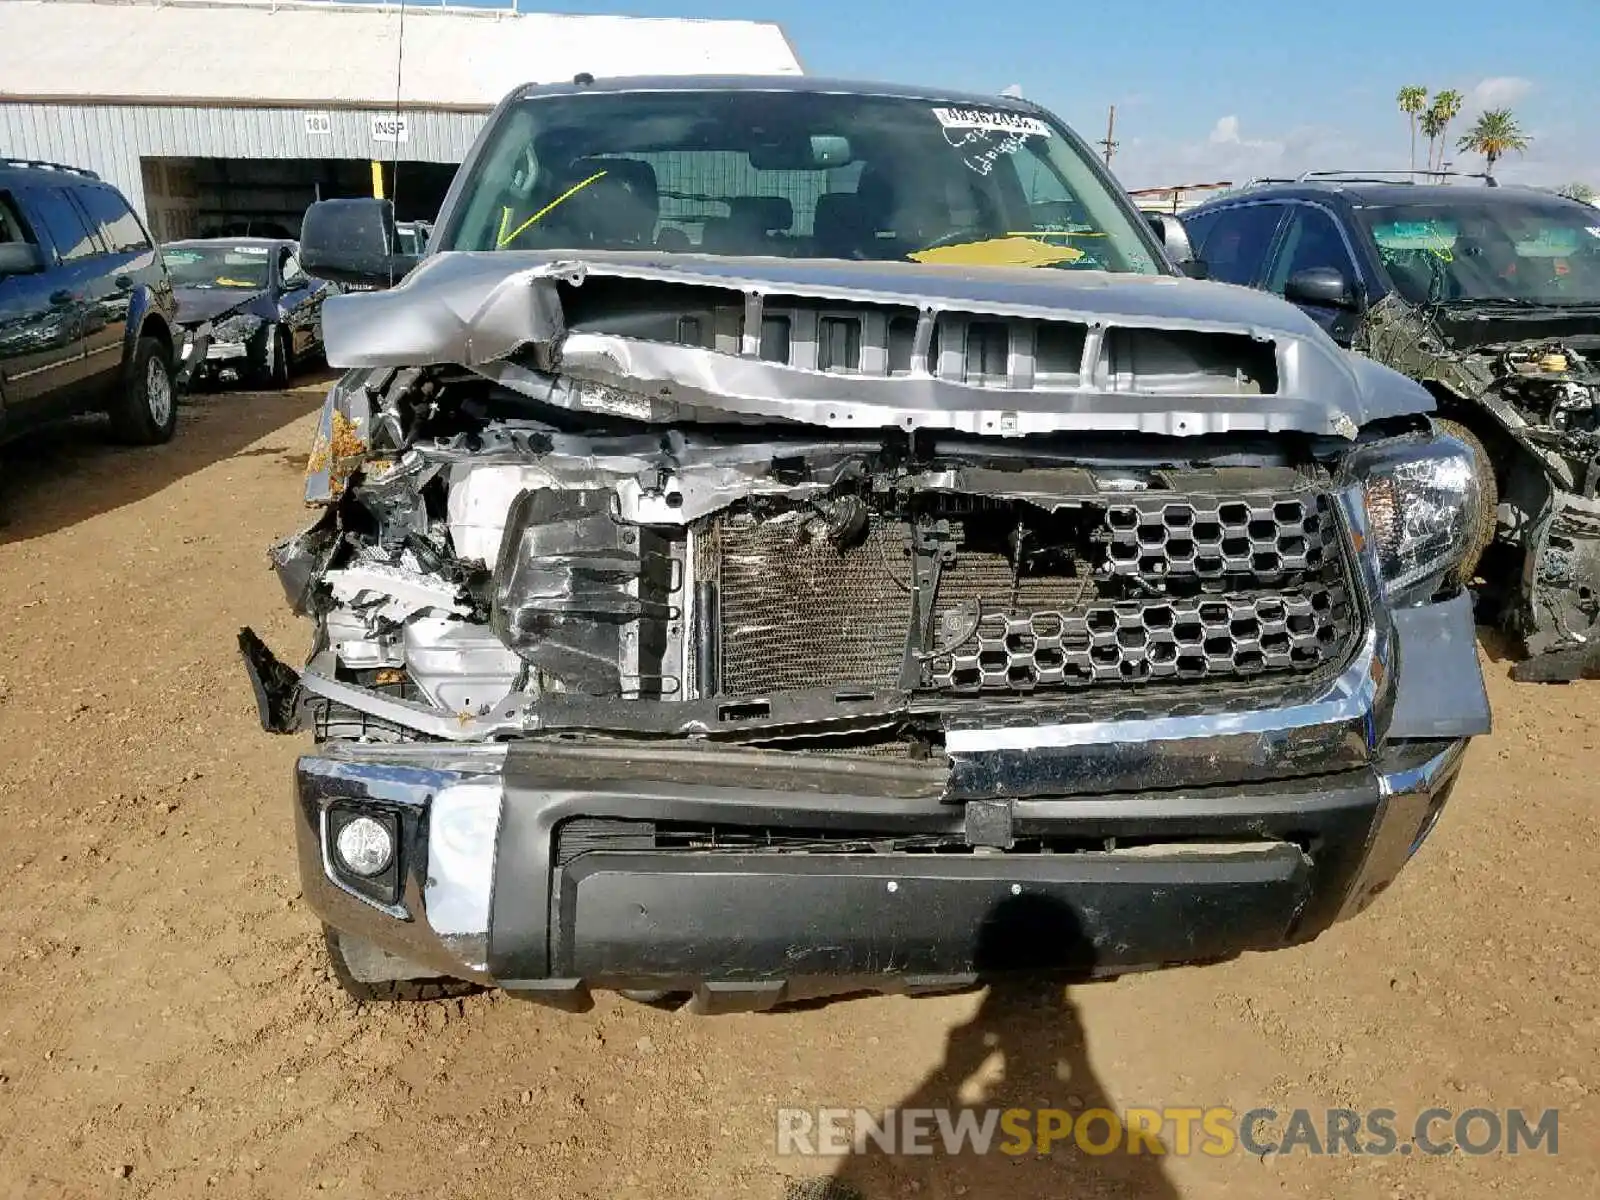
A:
<box><xmin>370</xmin><ymin>114</ymin><xmax>409</xmax><ymax>144</ymax></box>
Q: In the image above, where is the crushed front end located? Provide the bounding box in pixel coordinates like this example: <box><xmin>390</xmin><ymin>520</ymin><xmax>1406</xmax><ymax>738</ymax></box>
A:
<box><xmin>245</xmin><ymin>257</ymin><xmax>1490</xmax><ymax>1009</ymax></box>
<box><xmin>1362</xmin><ymin>298</ymin><xmax>1600</xmax><ymax>681</ymax></box>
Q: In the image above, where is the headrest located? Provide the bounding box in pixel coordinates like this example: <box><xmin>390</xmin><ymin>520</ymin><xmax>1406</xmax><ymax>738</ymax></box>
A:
<box><xmin>565</xmin><ymin>157</ymin><xmax>659</xmax><ymax>206</ymax></box>
<box><xmin>727</xmin><ymin>195</ymin><xmax>793</xmax><ymax>233</ymax></box>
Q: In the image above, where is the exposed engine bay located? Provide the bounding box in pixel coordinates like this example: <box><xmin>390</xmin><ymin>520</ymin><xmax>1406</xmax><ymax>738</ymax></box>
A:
<box><xmin>254</xmin><ymin>363</ymin><xmax>1365</xmax><ymax>756</ymax></box>
<box><xmin>1360</xmin><ymin>297</ymin><xmax>1600</xmax><ymax>680</ymax></box>
<box><xmin>1477</xmin><ymin>340</ymin><xmax>1600</xmax><ymax>484</ymax></box>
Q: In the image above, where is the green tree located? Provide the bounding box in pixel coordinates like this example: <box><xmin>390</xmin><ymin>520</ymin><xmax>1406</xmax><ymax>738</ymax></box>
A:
<box><xmin>1555</xmin><ymin>181</ymin><xmax>1596</xmax><ymax>204</ymax></box>
<box><xmin>1427</xmin><ymin>89</ymin><xmax>1464</xmax><ymax>175</ymax></box>
<box><xmin>1397</xmin><ymin>85</ymin><xmax>1429</xmax><ymax>175</ymax></box>
<box><xmin>1420</xmin><ymin>107</ymin><xmax>1447</xmax><ymax>177</ymax></box>
<box><xmin>1457</xmin><ymin>109</ymin><xmax>1531</xmax><ymax>179</ymax></box>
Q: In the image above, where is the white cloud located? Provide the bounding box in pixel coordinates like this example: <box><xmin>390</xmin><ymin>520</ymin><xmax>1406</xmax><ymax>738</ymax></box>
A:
<box><xmin>1098</xmin><ymin>87</ymin><xmax>1600</xmax><ymax>195</ymax></box>
<box><xmin>1467</xmin><ymin>76</ymin><xmax>1534</xmax><ymax>112</ymax></box>
<box><xmin>1209</xmin><ymin>115</ymin><xmax>1240</xmax><ymax>145</ymax></box>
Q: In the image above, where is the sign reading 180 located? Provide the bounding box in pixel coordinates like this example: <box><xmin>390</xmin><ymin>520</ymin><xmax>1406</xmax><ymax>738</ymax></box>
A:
<box><xmin>370</xmin><ymin>114</ymin><xmax>410</xmax><ymax>144</ymax></box>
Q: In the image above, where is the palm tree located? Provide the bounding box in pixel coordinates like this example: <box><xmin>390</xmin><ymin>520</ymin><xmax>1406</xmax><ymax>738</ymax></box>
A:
<box><xmin>1420</xmin><ymin>107</ymin><xmax>1447</xmax><ymax>178</ymax></box>
<box><xmin>1458</xmin><ymin>109</ymin><xmax>1531</xmax><ymax>179</ymax></box>
<box><xmin>1427</xmin><ymin>90</ymin><xmax>1464</xmax><ymax>176</ymax></box>
<box><xmin>1397</xmin><ymin>85</ymin><xmax>1428</xmax><ymax>174</ymax></box>
<box><xmin>1433</xmin><ymin>91</ymin><xmax>1465</xmax><ymax>176</ymax></box>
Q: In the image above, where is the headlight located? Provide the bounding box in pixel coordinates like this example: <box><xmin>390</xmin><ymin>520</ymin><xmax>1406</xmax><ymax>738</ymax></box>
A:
<box><xmin>214</xmin><ymin>313</ymin><xmax>264</xmax><ymax>342</ymax></box>
<box><xmin>1340</xmin><ymin>433</ymin><xmax>1481</xmax><ymax>605</ymax></box>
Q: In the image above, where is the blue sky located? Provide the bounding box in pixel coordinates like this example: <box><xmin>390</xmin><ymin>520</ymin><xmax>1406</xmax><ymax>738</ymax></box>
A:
<box><xmin>466</xmin><ymin>0</ymin><xmax>1598</xmax><ymax>189</ymax></box>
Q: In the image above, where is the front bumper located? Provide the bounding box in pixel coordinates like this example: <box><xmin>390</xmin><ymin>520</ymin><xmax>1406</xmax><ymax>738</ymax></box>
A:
<box><xmin>178</xmin><ymin>322</ymin><xmax>261</xmax><ymax>378</ymax></box>
<box><xmin>293</xmin><ymin>732</ymin><xmax>1469</xmax><ymax>1012</ymax></box>
<box><xmin>173</xmin><ymin>323</ymin><xmax>212</xmax><ymax>390</ymax></box>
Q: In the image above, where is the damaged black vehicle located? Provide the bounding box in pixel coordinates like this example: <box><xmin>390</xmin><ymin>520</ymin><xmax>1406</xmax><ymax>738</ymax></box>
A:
<box><xmin>1181</xmin><ymin>179</ymin><xmax>1600</xmax><ymax>681</ymax></box>
<box><xmin>165</xmin><ymin>237</ymin><xmax>332</xmax><ymax>389</ymax></box>
<box><xmin>241</xmin><ymin>77</ymin><xmax>1490</xmax><ymax>1010</ymax></box>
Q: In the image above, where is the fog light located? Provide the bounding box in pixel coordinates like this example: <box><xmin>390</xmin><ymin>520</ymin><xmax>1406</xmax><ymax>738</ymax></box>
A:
<box><xmin>335</xmin><ymin>816</ymin><xmax>394</xmax><ymax>877</ymax></box>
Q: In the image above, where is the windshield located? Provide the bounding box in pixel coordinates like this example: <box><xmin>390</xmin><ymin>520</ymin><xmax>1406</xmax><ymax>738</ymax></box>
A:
<box><xmin>440</xmin><ymin>90</ymin><xmax>1162</xmax><ymax>273</ymax></box>
<box><xmin>162</xmin><ymin>244</ymin><xmax>271</xmax><ymax>290</ymax></box>
<box><xmin>1360</xmin><ymin>198</ymin><xmax>1600</xmax><ymax>307</ymax></box>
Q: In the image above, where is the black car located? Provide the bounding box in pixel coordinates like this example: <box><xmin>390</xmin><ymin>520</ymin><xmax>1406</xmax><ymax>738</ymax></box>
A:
<box><xmin>0</xmin><ymin>159</ymin><xmax>195</xmax><ymax>447</ymax></box>
<box><xmin>1179</xmin><ymin>174</ymin><xmax>1600</xmax><ymax>681</ymax></box>
<box><xmin>165</xmin><ymin>237</ymin><xmax>333</xmax><ymax>389</ymax></box>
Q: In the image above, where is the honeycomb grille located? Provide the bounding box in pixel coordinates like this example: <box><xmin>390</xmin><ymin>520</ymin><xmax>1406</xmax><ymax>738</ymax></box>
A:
<box><xmin>1103</xmin><ymin>493</ymin><xmax>1329</xmax><ymax>581</ymax></box>
<box><xmin>926</xmin><ymin>582</ymin><xmax>1351</xmax><ymax>693</ymax></box>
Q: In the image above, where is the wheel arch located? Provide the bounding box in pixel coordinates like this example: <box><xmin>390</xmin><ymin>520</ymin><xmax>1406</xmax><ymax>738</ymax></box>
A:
<box><xmin>127</xmin><ymin>288</ymin><xmax>175</xmax><ymax>367</ymax></box>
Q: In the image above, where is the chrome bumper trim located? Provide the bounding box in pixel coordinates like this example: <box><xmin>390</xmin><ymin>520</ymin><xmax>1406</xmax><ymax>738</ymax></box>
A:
<box><xmin>1336</xmin><ymin>738</ymin><xmax>1469</xmax><ymax>922</ymax></box>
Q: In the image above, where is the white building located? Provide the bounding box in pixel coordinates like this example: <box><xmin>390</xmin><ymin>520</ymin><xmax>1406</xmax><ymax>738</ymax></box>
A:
<box><xmin>0</xmin><ymin>0</ymin><xmax>802</xmax><ymax>239</ymax></box>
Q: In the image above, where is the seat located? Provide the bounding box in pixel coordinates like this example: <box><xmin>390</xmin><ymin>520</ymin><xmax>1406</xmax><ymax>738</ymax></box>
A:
<box><xmin>702</xmin><ymin>196</ymin><xmax>795</xmax><ymax>255</ymax></box>
<box><xmin>812</xmin><ymin>170</ymin><xmax>899</xmax><ymax>260</ymax></box>
<box><xmin>655</xmin><ymin>226</ymin><xmax>691</xmax><ymax>252</ymax></box>
<box><xmin>541</xmin><ymin>156</ymin><xmax>660</xmax><ymax>248</ymax></box>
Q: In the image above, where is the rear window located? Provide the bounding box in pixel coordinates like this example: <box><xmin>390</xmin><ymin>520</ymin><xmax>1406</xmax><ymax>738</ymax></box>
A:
<box><xmin>26</xmin><ymin>186</ymin><xmax>101</xmax><ymax>262</ymax></box>
<box><xmin>76</xmin><ymin>186</ymin><xmax>151</xmax><ymax>253</ymax></box>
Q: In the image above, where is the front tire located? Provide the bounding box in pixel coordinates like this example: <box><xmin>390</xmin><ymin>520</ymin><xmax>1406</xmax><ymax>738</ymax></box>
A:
<box><xmin>254</xmin><ymin>325</ymin><xmax>291</xmax><ymax>390</ymax></box>
<box><xmin>109</xmin><ymin>336</ymin><xmax>177</xmax><ymax>445</ymax></box>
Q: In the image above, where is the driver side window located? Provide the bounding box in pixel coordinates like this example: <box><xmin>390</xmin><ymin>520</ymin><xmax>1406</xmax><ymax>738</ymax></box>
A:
<box><xmin>1266</xmin><ymin>206</ymin><xmax>1357</xmax><ymax>295</ymax></box>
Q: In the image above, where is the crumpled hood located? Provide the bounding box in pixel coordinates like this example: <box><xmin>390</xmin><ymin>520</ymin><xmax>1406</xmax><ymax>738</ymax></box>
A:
<box><xmin>174</xmin><ymin>286</ymin><xmax>265</xmax><ymax>326</ymax></box>
<box><xmin>319</xmin><ymin>250</ymin><xmax>1434</xmax><ymax>437</ymax></box>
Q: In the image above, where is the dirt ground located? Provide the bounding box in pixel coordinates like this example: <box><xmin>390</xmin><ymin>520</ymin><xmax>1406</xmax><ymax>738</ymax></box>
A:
<box><xmin>0</xmin><ymin>381</ymin><xmax>1596</xmax><ymax>1200</ymax></box>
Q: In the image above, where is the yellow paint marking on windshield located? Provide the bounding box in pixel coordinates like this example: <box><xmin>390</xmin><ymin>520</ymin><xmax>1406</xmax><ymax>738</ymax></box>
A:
<box><xmin>495</xmin><ymin>170</ymin><xmax>609</xmax><ymax>249</ymax></box>
<box><xmin>910</xmin><ymin>237</ymin><xmax>1086</xmax><ymax>268</ymax></box>
<box><xmin>214</xmin><ymin>277</ymin><xmax>255</xmax><ymax>287</ymax></box>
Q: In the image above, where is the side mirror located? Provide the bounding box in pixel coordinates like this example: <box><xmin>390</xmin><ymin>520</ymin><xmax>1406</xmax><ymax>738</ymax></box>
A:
<box><xmin>0</xmin><ymin>241</ymin><xmax>44</xmax><ymax>278</ymax></box>
<box><xmin>300</xmin><ymin>198</ymin><xmax>418</xmax><ymax>289</ymax></box>
<box><xmin>1144</xmin><ymin>212</ymin><xmax>1206</xmax><ymax>277</ymax></box>
<box><xmin>1284</xmin><ymin>266</ymin><xmax>1360</xmax><ymax>311</ymax></box>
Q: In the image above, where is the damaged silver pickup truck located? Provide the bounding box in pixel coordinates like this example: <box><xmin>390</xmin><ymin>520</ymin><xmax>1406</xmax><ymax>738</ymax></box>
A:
<box><xmin>241</xmin><ymin>76</ymin><xmax>1491</xmax><ymax>1010</ymax></box>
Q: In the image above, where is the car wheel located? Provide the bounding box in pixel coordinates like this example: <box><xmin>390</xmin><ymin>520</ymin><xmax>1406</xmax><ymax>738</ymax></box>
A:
<box><xmin>109</xmin><ymin>336</ymin><xmax>177</xmax><ymax>445</ymax></box>
<box><xmin>254</xmin><ymin>325</ymin><xmax>291</xmax><ymax>390</ymax></box>
<box><xmin>1434</xmin><ymin>416</ymin><xmax>1498</xmax><ymax>586</ymax></box>
<box><xmin>321</xmin><ymin>924</ymin><xmax>481</xmax><ymax>1003</ymax></box>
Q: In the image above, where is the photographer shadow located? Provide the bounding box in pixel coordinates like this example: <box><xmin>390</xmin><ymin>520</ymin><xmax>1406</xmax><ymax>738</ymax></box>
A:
<box><xmin>785</xmin><ymin>893</ymin><xmax>1182</xmax><ymax>1200</ymax></box>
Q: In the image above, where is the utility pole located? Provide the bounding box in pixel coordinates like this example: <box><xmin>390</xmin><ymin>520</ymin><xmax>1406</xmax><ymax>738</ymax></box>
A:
<box><xmin>1099</xmin><ymin>105</ymin><xmax>1118</xmax><ymax>168</ymax></box>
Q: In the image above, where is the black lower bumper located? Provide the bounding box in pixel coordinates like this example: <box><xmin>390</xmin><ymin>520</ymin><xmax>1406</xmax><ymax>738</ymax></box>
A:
<box><xmin>294</xmin><ymin>736</ymin><xmax>1467</xmax><ymax>1010</ymax></box>
<box><xmin>553</xmin><ymin>843</ymin><xmax>1308</xmax><ymax>981</ymax></box>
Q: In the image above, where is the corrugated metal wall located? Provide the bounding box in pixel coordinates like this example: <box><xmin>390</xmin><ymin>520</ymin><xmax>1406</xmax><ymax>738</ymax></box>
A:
<box><xmin>0</xmin><ymin>102</ymin><xmax>485</xmax><ymax>217</ymax></box>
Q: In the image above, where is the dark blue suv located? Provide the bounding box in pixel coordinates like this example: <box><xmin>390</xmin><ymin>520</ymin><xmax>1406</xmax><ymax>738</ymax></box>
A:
<box><xmin>1180</xmin><ymin>175</ymin><xmax>1600</xmax><ymax>681</ymax></box>
<box><xmin>0</xmin><ymin>159</ymin><xmax>202</xmax><ymax>449</ymax></box>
